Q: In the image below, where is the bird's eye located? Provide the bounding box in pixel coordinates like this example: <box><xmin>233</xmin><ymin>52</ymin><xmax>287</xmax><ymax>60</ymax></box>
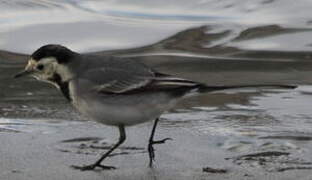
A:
<box><xmin>37</xmin><ymin>64</ymin><xmax>44</xmax><ymax>71</ymax></box>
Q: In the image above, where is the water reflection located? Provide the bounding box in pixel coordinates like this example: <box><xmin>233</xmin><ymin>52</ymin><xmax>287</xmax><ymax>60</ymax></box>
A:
<box><xmin>1</xmin><ymin>0</ymin><xmax>312</xmax><ymax>53</ymax></box>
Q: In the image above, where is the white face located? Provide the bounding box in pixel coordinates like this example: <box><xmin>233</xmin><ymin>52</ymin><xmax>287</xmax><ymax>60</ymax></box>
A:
<box><xmin>26</xmin><ymin>57</ymin><xmax>58</xmax><ymax>82</ymax></box>
<box><xmin>16</xmin><ymin>56</ymin><xmax>74</xmax><ymax>87</ymax></box>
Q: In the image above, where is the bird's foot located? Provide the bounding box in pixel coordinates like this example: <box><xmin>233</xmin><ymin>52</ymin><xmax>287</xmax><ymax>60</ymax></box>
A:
<box><xmin>71</xmin><ymin>164</ymin><xmax>116</xmax><ymax>171</ymax></box>
<box><xmin>151</xmin><ymin>138</ymin><xmax>172</xmax><ymax>145</ymax></box>
<box><xmin>148</xmin><ymin>137</ymin><xmax>172</xmax><ymax>167</ymax></box>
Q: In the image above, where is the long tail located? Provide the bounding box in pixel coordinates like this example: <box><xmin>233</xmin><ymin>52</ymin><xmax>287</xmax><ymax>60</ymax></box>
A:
<box><xmin>152</xmin><ymin>72</ymin><xmax>297</xmax><ymax>94</ymax></box>
<box><xmin>196</xmin><ymin>84</ymin><xmax>297</xmax><ymax>93</ymax></box>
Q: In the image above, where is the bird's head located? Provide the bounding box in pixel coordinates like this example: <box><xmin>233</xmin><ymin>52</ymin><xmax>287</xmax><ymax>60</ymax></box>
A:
<box><xmin>14</xmin><ymin>44</ymin><xmax>77</xmax><ymax>83</ymax></box>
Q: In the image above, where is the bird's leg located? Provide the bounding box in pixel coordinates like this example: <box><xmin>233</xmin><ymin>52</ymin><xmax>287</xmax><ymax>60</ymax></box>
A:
<box><xmin>72</xmin><ymin>125</ymin><xmax>126</xmax><ymax>171</ymax></box>
<box><xmin>148</xmin><ymin>118</ymin><xmax>172</xmax><ymax>167</ymax></box>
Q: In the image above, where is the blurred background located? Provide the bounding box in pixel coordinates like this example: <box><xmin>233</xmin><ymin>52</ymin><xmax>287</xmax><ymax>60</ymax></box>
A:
<box><xmin>2</xmin><ymin>0</ymin><xmax>312</xmax><ymax>178</ymax></box>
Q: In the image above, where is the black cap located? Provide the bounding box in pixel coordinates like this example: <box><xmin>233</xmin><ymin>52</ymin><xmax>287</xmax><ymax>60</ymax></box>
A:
<box><xmin>31</xmin><ymin>44</ymin><xmax>76</xmax><ymax>64</ymax></box>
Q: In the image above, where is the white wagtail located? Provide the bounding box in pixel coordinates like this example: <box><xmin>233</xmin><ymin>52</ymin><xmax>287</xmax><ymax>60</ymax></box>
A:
<box><xmin>14</xmin><ymin>44</ymin><xmax>296</xmax><ymax>171</ymax></box>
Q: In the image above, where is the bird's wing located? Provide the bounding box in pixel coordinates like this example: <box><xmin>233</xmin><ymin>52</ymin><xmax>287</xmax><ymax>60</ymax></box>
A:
<box><xmin>148</xmin><ymin>72</ymin><xmax>199</xmax><ymax>90</ymax></box>
<box><xmin>80</xmin><ymin>66</ymin><xmax>154</xmax><ymax>94</ymax></box>
<box><xmin>78</xmin><ymin>58</ymin><xmax>200</xmax><ymax>94</ymax></box>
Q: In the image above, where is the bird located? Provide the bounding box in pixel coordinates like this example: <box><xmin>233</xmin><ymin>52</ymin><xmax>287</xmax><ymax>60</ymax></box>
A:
<box><xmin>14</xmin><ymin>44</ymin><xmax>296</xmax><ymax>171</ymax></box>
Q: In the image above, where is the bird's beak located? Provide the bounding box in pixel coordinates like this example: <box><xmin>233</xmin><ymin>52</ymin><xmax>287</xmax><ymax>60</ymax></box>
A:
<box><xmin>14</xmin><ymin>59</ymin><xmax>37</xmax><ymax>79</ymax></box>
<box><xmin>14</xmin><ymin>70</ymin><xmax>33</xmax><ymax>78</ymax></box>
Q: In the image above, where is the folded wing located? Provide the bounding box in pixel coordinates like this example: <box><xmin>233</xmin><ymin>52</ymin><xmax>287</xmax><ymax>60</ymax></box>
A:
<box><xmin>79</xmin><ymin>59</ymin><xmax>200</xmax><ymax>95</ymax></box>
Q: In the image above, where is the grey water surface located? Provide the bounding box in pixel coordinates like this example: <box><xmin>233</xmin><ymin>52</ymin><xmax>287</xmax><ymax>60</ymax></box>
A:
<box><xmin>1</xmin><ymin>0</ymin><xmax>312</xmax><ymax>179</ymax></box>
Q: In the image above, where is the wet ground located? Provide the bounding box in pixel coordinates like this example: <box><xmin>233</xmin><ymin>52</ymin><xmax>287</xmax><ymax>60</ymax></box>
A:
<box><xmin>1</xmin><ymin>0</ymin><xmax>312</xmax><ymax>179</ymax></box>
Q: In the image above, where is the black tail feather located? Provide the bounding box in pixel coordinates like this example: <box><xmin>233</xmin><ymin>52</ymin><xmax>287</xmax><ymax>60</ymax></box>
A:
<box><xmin>196</xmin><ymin>84</ymin><xmax>297</xmax><ymax>93</ymax></box>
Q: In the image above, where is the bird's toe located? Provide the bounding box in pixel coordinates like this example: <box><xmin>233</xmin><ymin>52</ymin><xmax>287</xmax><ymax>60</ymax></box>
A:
<box><xmin>71</xmin><ymin>164</ymin><xmax>116</xmax><ymax>171</ymax></box>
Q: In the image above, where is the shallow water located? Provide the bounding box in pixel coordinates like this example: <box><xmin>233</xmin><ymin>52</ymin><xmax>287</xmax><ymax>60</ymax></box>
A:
<box><xmin>1</xmin><ymin>0</ymin><xmax>312</xmax><ymax>175</ymax></box>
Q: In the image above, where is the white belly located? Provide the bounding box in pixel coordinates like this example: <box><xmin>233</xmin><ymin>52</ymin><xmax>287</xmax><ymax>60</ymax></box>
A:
<box><xmin>69</xmin><ymin>82</ymin><xmax>177</xmax><ymax>126</ymax></box>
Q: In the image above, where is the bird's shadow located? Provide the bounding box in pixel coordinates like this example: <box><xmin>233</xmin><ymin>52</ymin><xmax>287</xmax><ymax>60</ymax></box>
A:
<box><xmin>57</xmin><ymin>136</ymin><xmax>146</xmax><ymax>157</ymax></box>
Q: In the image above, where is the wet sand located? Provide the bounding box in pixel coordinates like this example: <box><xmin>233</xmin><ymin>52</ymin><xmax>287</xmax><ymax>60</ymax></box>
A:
<box><xmin>1</xmin><ymin>113</ymin><xmax>312</xmax><ymax>180</ymax></box>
